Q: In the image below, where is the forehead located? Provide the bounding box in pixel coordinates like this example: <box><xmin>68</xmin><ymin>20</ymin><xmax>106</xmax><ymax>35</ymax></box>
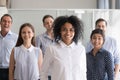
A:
<box><xmin>22</xmin><ymin>26</ymin><xmax>32</xmax><ymax>31</ymax></box>
<box><xmin>44</xmin><ymin>17</ymin><xmax>53</xmax><ymax>22</ymax></box>
<box><xmin>92</xmin><ymin>33</ymin><xmax>103</xmax><ymax>37</ymax></box>
<box><xmin>1</xmin><ymin>16</ymin><xmax>12</xmax><ymax>21</ymax></box>
<box><xmin>97</xmin><ymin>21</ymin><xmax>106</xmax><ymax>25</ymax></box>
<box><xmin>62</xmin><ymin>22</ymin><xmax>73</xmax><ymax>28</ymax></box>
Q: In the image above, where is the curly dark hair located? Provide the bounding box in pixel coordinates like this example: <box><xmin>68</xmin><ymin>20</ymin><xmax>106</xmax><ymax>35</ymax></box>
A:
<box><xmin>15</xmin><ymin>23</ymin><xmax>35</xmax><ymax>47</ymax></box>
<box><xmin>53</xmin><ymin>15</ymin><xmax>84</xmax><ymax>44</ymax></box>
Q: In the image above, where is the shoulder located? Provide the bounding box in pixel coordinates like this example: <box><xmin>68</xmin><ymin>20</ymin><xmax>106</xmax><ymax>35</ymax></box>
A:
<box><xmin>36</xmin><ymin>33</ymin><xmax>46</xmax><ymax>40</ymax></box>
<box><xmin>11</xmin><ymin>32</ymin><xmax>18</xmax><ymax>37</ymax></box>
<box><xmin>100</xmin><ymin>48</ymin><xmax>112</xmax><ymax>57</ymax></box>
<box><xmin>106</xmin><ymin>36</ymin><xmax>116</xmax><ymax>43</ymax></box>
<box><xmin>10</xmin><ymin>32</ymin><xmax>18</xmax><ymax>41</ymax></box>
<box><xmin>14</xmin><ymin>46</ymin><xmax>21</xmax><ymax>51</ymax></box>
<box><xmin>34</xmin><ymin>47</ymin><xmax>41</xmax><ymax>52</ymax></box>
<box><xmin>76</xmin><ymin>42</ymin><xmax>85</xmax><ymax>50</ymax></box>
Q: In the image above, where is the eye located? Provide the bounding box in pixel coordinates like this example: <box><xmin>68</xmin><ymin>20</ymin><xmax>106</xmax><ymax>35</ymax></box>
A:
<box><xmin>70</xmin><ymin>28</ymin><xmax>75</xmax><ymax>32</ymax></box>
<box><xmin>28</xmin><ymin>31</ymin><xmax>31</xmax><ymax>33</ymax></box>
<box><xmin>22</xmin><ymin>31</ymin><xmax>26</xmax><ymax>34</ymax></box>
<box><xmin>61</xmin><ymin>28</ymin><xmax>67</xmax><ymax>32</ymax></box>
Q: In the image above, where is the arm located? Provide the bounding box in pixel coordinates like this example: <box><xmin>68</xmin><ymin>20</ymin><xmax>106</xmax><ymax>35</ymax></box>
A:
<box><xmin>40</xmin><ymin>47</ymin><xmax>53</xmax><ymax>80</ymax></box>
<box><xmin>85</xmin><ymin>41</ymin><xmax>93</xmax><ymax>53</ymax></box>
<box><xmin>113</xmin><ymin>44</ymin><xmax>120</xmax><ymax>79</ymax></box>
<box><xmin>38</xmin><ymin>49</ymin><xmax>43</xmax><ymax>72</ymax></box>
<box><xmin>82</xmin><ymin>47</ymin><xmax>87</xmax><ymax>80</ymax></box>
<box><xmin>36</xmin><ymin>35</ymin><xmax>42</xmax><ymax>48</ymax></box>
<box><xmin>114</xmin><ymin>64</ymin><xmax>120</xmax><ymax>80</ymax></box>
<box><xmin>9</xmin><ymin>48</ymin><xmax>15</xmax><ymax>80</ymax></box>
<box><xmin>106</xmin><ymin>52</ymin><xmax>114</xmax><ymax>80</ymax></box>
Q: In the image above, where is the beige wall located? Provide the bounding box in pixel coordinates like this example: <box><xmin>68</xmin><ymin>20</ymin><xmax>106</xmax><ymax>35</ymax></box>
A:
<box><xmin>0</xmin><ymin>0</ymin><xmax>6</xmax><ymax>6</ymax></box>
<box><xmin>11</xmin><ymin>0</ymin><xmax>97</xmax><ymax>9</ymax></box>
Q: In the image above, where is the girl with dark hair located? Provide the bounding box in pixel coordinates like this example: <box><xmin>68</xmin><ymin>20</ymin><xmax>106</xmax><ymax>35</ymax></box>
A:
<box><xmin>87</xmin><ymin>29</ymin><xmax>114</xmax><ymax>80</ymax></box>
<box><xmin>9</xmin><ymin>23</ymin><xmax>43</xmax><ymax>80</ymax></box>
<box><xmin>40</xmin><ymin>15</ymin><xmax>86</xmax><ymax>80</ymax></box>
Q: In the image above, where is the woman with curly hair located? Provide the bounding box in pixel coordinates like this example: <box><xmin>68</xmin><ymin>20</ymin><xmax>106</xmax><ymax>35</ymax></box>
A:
<box><xmin>40</xmin><ymin>15</ymin><xmax>86</xmax><ymax>80</ymax></box>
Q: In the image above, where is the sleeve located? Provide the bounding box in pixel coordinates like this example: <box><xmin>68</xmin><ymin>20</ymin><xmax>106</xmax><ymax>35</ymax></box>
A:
<box><xmin>105</xmin><ymin>52</ymin><xmax>114</xmax><ymax>80</ymax></box>
<box><xmin>36</xmin><ymin>35</ymin><xmax>42</xmax><ymax>48</ymax></box>
<box><xmin>82</xmin><ymin>47</ymin><xmax>87</xmax><ymax>80</ymax></box>
<box><xmin>40</xmin><ymin>46</ymin><xmax>53</xmax><ymax>80</ymax></box>
<box><xmin>113</xmin><ymin>44</ymin><xmax>120</xmax><ymax>65</ymax></box>
<box><xmin>80</xmin><ymin>46</ymin><xmax>87</xmax><ymax>80</ymax></box>
<box><xmin>85</xmin><ymin>41</ymin><xmax>93</xmax><ymax>53</ymax></box>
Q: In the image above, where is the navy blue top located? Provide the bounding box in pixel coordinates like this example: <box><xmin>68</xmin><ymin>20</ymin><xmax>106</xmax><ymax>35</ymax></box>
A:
<box><xmin>87</xmin><ymin>48</ymin><xmax>114</xmax><ymax>80</ymax></box>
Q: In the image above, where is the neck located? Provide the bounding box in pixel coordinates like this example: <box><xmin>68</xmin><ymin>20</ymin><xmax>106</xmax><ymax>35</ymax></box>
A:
<box><xmin>23</xmin><ymin>42</ymin><xmax>32</xmax><ymax>49</ymax></box>
<box><xmin>46</xmin><ymin>30</ymin><xmax>54</xmax><ymax>39</ymax></box>
<box><xmin>92</xmin><ymin>48</ymin><xmax>99</xmax><ymax>56</ymax></box>
<box><xmin>1</xmin><ymin>31</ymin><xmax>8</xmax><ymax>37</ymax></box>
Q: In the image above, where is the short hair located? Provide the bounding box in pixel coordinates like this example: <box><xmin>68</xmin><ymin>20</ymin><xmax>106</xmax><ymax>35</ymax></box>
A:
<box><xmin>95</xmin><ymin>18</ymin><xmax>107</xmax><ymax>27</ymax></box>
<box><xmin>15</xmin><ymin>23</ymin><xmax>35</xmax><ymax>47</ymax></box>
<box><xmin>42</xmin><ymin>15</ymin><xmax>54</xmax><ymax>23</ymax></box>
<box><xmin>1</xmin><ymin>14</ymin><xmax>13</xmax><ymax>22</ymax></box>
<box><xmin>90</xmin><ymin>29</ymin><xmax>105</xmax><ymax>42</ymax></box>
<box><xmin>53</xmin><ymin>15</ymin><xmax>84</xmax><ymax>44</ymax></box>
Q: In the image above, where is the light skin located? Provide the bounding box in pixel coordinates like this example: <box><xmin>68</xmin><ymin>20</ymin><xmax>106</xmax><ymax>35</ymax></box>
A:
<box><xmin>96</xmin><ymin>20</ymin><xmax>120</xmax><ymax>80</ymax></box>
<box><xmin>91</xmin><ymin>33</ymin><xmax>104</xmax><ymax>56</ymax></box>
<box><xmin>43</xmin><ymin>17</ymin><xmax>54</xmax><ymax>39</ymax></box>
<box><xmin>96</xmin><ymin>21</ymin><xmax>107</xmax><ymax>33</ymax></box>
<box><xmin>9</xmin><ymin>26</ymin><xmax>43</xmax><ymax>80</ymax></box>
<box><xmin>60</xmin><ymin>22</ymin><xmax>75</xmax><ymax>45</ymax></box>
<box><xmin>21</xmin><ymin>26</ymin><xmax>34</xmax><ymax>48</ymax></box>
<box><xmin>0</xmin><ymin>16</ymin><xmax>12</xmax><ymax>37</ymax></box>
<box><xmin>43</xmin><ymin>17</ymin><xmax>54</xmax><ymax>31</ymax></box>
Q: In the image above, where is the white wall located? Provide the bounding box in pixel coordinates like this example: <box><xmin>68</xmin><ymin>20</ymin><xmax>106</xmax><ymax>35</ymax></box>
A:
<box><xmin>11</xmin><ymin>0</ymin><xmax>97</xmax><ymax>9</ymax></box>
<box><xmin>0</xmin><ymin>7</ymin><xmax>8</xmax><ymax>30</ymax></box>
<box><xmin>7</xmin><ymin>9</ymin><xmax>120</xmax><ymax>47</ymax></box>
<box><xmin>8</xmin><ymin>9</ymin><xmax>92</xmax><ymax>46</ymax></box>
<box><xmin>8</xmin><ymin>9</ymin><xmax>75</xmax><ymax>35</ymax></box>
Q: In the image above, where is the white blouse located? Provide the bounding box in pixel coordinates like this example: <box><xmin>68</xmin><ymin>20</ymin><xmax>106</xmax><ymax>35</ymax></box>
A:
<box><xmin>14</xmin><ymin>45</ymin><xmax>40</xmax><ymax>80</ymax></box>
<box><xmin>40</xmin><ymin>41</ymin><xmax>87</xmax><ymax>80</ymax></box>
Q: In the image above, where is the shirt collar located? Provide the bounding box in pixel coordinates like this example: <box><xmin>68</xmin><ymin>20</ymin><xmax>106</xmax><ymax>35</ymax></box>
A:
<box><xmin>43</xmin><ymin>32</ymin><xmax>52</xmax><ymax>39</ymax></box>
<box><xmin>0</xmin><ymin>30</ymin><xmax>12</xmax><ymax>37</ymax></box>
<box><xmin>58</xmin><ymin>40</ymin><xmax>75</xmax><ymax>48</ymax></box>
<box><xmin>89</xmin><ymin>48</ymin><xmax>104</xmax><ymax>55</ymax></box>
<box><xmin>21</xmin><ymin>44</ymin><xmax>34</xmax><ymax>52</ymax></box>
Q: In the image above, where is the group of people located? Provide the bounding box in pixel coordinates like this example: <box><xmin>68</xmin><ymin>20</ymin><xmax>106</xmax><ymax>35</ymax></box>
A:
<box><xmin>0</xmin><ymin>13</ymin><xmax>120</xmax><ymax>80</ymax></box>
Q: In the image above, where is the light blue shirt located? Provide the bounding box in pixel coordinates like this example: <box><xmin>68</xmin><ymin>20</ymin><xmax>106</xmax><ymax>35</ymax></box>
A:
<box><xmin>0</xmin><ymin>31</ymin><xmax>18</xmax><ymax>68</ymax></box>
<box><xmin>36</xmin><ymin>32</ymin><xmax>54</xmax><ymax>55</ymax></box>
<box><xmin>86</xmin><ymin>36</ymin><xmax>120</xmax><ymax>65</ymax></box>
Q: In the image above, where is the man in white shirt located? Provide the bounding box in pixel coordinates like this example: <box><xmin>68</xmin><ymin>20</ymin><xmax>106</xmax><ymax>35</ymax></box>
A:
<box><xmin>0</xmin><ymin>14</ymin><xmax>18</xmax><ymax>80</ymax></box>
<box><xmin>86</xmin><ymin>18</ymin><xmax>120</xmax><ymax>80</ymax></box>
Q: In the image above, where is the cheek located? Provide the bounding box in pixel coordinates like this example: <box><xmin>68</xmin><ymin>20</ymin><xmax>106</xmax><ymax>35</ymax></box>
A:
<box><xmin>101</xmin><ymin>40</ymin><xmax>104</xmax><ymax>45</ymax></box>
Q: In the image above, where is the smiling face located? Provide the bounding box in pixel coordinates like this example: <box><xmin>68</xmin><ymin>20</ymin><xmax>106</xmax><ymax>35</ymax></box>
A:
<box><xmin>96</xmin><ymin>21</ymin><xmax>107</xmax><ymax>33</ymax></box>
<box><xmin>43</xmin><ymin>17</ymin><xmax>54</xmax><ymax>31</ymax></box>
<box><xmin>60</xmin><ymin>22</ymin><xmax>75</xmax><ymax>45</ymax></box>
<box><xmin>21</xmin><ymin>26</ymin><xmax>34</xmax><ymax>44</ymax></box>
<box><xmin>91</xmin><ymin>33</ymin><xmax>104</xmax><ymax>49</ymax></box>
<box><xmin>0</xmin><ymin>16</ymin><xmax>12</xmax><ymax>35</ymax></box>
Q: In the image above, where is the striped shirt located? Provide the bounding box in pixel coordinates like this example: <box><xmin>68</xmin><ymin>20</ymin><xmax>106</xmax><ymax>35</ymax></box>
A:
<box><xmin>0</xmin><ymin>31</ymin><xmax>18</xmax><ymax>68</ymax></box>
<box><xmin>36</xmin><ymin>32</ymin><xmax>54</xmax><ymax>55</ymax></box>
